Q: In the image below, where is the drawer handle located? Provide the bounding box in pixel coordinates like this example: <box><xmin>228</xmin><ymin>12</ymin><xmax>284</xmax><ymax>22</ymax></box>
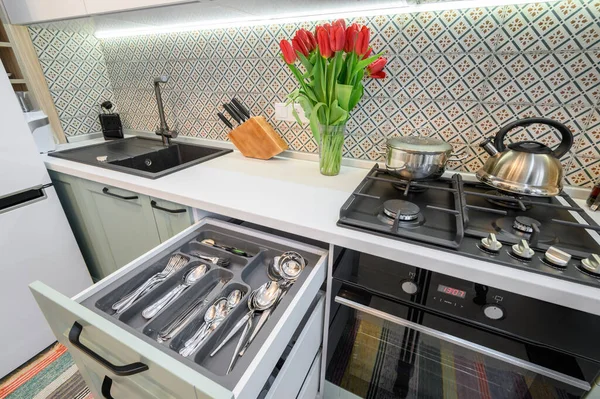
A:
<box><xmin>151</xmin><ymin>200</ymin><xmax>186</xmax><ymax>214</ymax></box>
<box><xmin>102</xmin><ymin>187</ymin><xmax>138</xmax><ymax>201</ymax></box>
<box><xmin>102</xmin><ymin>376</ymin><xmax>115</xmax><ymax>399</ymax></box>
<box><xmin>68</xmin><ymin>322</ymin><xmax>149</xmax><ymax>376</ymax></box>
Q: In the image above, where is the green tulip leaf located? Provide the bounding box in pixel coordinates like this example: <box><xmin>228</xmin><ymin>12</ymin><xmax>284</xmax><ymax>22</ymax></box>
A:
<box><xmin>297</xmin><ymin>52</ymin><xmax>313</xmax><ymax>74</ymax></box>
<box><xmin>313</xmin><ymin>55</ymin><xmax>326</xmax><ymax>102</ymax></box>
<box><xmin>349</xmin><ymin>83</ymin><xmax>364</xmax><ymax>110</ymax></box>
<box><xmin>310</xmin><ymin>102</ymin><xmax>326</xmax><ymax>142</ymax></box>
<box><xmin>336</xmin><ymin>84</ymin><xmax>353</xmax><ymax>110</ymax></box>
<box><xmin>329</xmin><ymin>100</ymin><xmax>348</xmax><ymax>125</ymax></box>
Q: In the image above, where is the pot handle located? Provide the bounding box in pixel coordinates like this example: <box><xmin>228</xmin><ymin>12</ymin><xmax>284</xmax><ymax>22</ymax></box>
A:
<box><xmin>494</xmin><ymin>117</ymin><xmax>573</xmax><ymax>158</ymax></box>
<box><xmin>449</xmin><ymin>151</ymin><xmax>468</xmax><ymax>161</ymax></box>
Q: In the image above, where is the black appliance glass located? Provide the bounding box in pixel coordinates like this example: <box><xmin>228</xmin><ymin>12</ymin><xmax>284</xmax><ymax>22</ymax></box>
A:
<box><xmin>326</xmin><ymin>249</ymin><xmax>600</xmax><ymax>399</ymax></box>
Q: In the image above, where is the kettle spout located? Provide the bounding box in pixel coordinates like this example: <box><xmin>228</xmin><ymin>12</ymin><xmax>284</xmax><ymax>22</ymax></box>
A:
<box><xmin>480</xmin><ymin>137</ymin><xmax>499</xmax><ymax>156</ymax></box>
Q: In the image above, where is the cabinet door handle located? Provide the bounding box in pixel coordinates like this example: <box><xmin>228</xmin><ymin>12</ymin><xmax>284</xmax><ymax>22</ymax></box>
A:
<box><xmin>102</xmin><ymin>376</ymin><xmax>116</xmax><ymax>399</ymax></box>
<box><xmin>151</xmin><ymin>200</ymin><xmax>186</xmax><ymax>214</ymax></box>
<box><xmin>68</xmin><ymin>322</ymin><xmax>148</xmax><ymax>376</ymax></box>
<box><xmin>102</xmin><ymin>187</ymin><xmax>138</xmax><ymax>201</ymax></box>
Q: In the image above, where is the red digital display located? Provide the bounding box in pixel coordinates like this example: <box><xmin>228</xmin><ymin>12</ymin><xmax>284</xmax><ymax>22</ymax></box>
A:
<box><xmin>437</xmin><ymin>284</ymin><xmax>466</xmax><ymax>298</ymax></box>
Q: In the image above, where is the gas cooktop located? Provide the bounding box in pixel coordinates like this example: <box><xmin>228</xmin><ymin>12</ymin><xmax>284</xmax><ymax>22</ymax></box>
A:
<box><xmin>338</xmin><ymin>165</ymin><xmax>600</xmax><ymax>287</ymax></box>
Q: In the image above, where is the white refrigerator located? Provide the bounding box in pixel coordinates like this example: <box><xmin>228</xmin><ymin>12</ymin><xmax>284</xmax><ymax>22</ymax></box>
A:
<box><xmin>0</xmin><ymin>61</ymin><xmax>92</xmax><ymax>378</ymax></box>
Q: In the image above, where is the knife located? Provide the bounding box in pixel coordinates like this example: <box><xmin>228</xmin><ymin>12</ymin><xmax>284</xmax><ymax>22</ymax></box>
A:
<box><xmin>231</xmin><ymin>98</ymin><xmax>251</xmax><ymax>119</ymax></box>
<box><xmin>217</xmin><ymin>112</ymin><xmax>234</xmax><ymax>130</ymax></box>
<box><xmin>223</xmin><ymin>103</ymin><xmax>244</xmax><ymax>124</ymax></box>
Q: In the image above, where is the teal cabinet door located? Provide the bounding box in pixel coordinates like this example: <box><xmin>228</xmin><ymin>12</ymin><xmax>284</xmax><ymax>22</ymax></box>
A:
<box><xmin>50</xmin><ymin>171</ymin><xmax>105</xmax><ymax>280</ymax></box>
<box><xmin>150</xmin><ymin>197</ymin><xmax>193</xmax><ymax>242</ymax></box>
<box><xmin>78</xmin><ymin>180</ymin><xmax>161</xmax><ymax>277</ymax></box>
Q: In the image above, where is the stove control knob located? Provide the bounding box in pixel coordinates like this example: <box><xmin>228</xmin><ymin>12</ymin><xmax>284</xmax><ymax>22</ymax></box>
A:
<box><xmin>401</xmin><ymin>280</ymin><xmax>419</xmax><ymax>295</ymax></box>
<box><xmin>581</xmin><ymin>254</ymin><xmax>600</xmax><ymax>274</ymax></box>
<box><xmin>483</xmin><ymin>304</ymin><xmax>504</xmax><ymax>320</ymax></box>
<box><xmin>512</xmin><ymin>240</ymin><xmax>534</xmax><ymax>260</ymax></box>
<box><xmin>545</xmin><ymin>246</ymin><xmax>571</xmax><ymax>267</ymax></box>
<box><xmin>480</xmin><ymin>233</ymin><xmax>502</xmax><ymax>252</ymax></box>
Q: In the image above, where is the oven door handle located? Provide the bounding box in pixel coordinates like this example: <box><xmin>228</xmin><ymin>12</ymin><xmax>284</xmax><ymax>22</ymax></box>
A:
<box><xmin>335</xmin><ymin>296</ymin><xmax>591</xmax><ymax>391</ymax></box>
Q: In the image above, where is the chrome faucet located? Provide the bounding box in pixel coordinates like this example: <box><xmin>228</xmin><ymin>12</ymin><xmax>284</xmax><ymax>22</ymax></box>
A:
<box><xmin>153</xmin><ymin>75</ymin><xmax>177</xmax><ymax>145</ymax></box>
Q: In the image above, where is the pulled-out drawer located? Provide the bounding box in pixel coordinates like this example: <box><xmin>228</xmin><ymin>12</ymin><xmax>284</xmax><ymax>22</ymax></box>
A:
<box><xmin>31</xmin><ymin>218</ymin><xmax>328</xmax><ymax>399</ymax></box>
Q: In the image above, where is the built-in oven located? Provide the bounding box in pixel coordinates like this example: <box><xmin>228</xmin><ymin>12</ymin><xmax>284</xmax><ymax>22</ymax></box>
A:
<box><xmin>325</xmin><ymin>249</ymin><xmax>600</xmax><ymax>399</ymax></box>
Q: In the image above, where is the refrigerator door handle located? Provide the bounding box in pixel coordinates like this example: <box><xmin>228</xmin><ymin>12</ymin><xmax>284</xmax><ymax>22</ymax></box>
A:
<box><xmin>0</xmin><ymin>186</ymin><xmax>46</xmax><ymax>214</ymax></box>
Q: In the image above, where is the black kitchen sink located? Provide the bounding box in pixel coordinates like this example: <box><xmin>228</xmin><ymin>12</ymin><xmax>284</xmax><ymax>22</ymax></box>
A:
<box><xmin>48</xmin><ymin>137</ymin><xmax>232</xmax><ymax>179</ymax></box>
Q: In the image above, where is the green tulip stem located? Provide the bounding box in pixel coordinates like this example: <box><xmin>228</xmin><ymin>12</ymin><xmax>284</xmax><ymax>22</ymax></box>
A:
<box><xmin>319</xmin><ymin>125</ymin><xmax>346</xmax><ymax>176</ymax></box>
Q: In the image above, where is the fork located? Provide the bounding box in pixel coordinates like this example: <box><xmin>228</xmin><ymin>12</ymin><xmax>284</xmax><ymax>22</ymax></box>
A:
<box><xmin>112</xmin><ymin>254</ymin><xmax>188</xmax><ymax>313</ymax></box>
<box><xmin>189</xmin><ymin>251</ymin><xmax>230</xmax><ymax>267</ymax></box>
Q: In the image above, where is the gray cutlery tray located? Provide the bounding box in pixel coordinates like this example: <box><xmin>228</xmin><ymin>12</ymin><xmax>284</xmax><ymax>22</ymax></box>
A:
<box><xmin>80</xmin><ymin>222</ymin><xmax>322</xmax><ymax>389</ymax></box>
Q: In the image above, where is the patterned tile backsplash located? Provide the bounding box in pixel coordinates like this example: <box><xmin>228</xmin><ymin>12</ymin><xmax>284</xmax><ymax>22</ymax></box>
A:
<box><xmin>29</xmin><ymin>0</ymin><xmax>600</xmax><ymax>186</ymax></box>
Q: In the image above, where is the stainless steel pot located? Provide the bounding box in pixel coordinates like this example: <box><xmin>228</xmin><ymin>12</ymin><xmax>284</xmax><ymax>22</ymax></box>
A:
<box><xmin>384</xmin><ymin>136</ymin><xmax>466</xmax><ymax>181</ymax></box>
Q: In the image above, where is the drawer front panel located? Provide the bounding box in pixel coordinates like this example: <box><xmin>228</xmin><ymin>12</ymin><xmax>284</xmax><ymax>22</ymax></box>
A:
<box><xmin>30</xmin><ymin>282</ymin><xmax>232</xmax><ymax>399</ymax></box>
<box><xmin>265</xmin><ymin>295</ymin><xmax>324</xmax><ymax>399</ymax></box>
<box><xmin>297</xmin><ymin>351</ymin><xmax>321</xmax><ymax>399</ymax></box>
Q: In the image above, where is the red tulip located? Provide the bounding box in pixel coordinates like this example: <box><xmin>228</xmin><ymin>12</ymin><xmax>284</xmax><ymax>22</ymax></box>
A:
<box><xmin>296</xmin><ymin>29</ymin><xmax>315</xmax><ymax>53</ymax></box>
<box><xmin>355</xmin><ymin>25</ymin><xmax>370</xmax><ymax>56</ymax></box>
<box><xmin>362</xmin><ymin>48</ymin><xmax>372</xmax><ymax>60</ymax></box>
<box><xmin>333</xmin><ymin>19</ymin><xmax>346</xmax><ymax>31</ymax></box>
<box><xmin>292</xmin><ymin>37</ymin><xmax>308</xmax><ymax>56</ymax></box>
<box><xmin>330</xmin><ymin>25</ymin><xmax>345</xmax><ymax>52</ymax></box>
<box><xmin>316</xmin><ymin>26</ymin><xmax>332</xmax><ymax>58</ymax></box>
<box><xmin>280</xmin><ymin>39</ymin><xmax>297</xmax><ymax>64</ymax></box>
<box><xmin>367</xmin><ymin>57</ymin><xmax>387</xmax><ymax>79</ymax></box>
<box><xmin>322</xmin><ymin>23</ymin><xmax>332</xmax><ymax>33</ymax></box>
<box><xmin>345</xmin><ymin>23</ymin><xmax>359</xmax><ymax>53</ymax></box>
<box><xmin>305</xmin><ymin>30</ymin><xmax>317</xmax><ymax>50</ymax></box>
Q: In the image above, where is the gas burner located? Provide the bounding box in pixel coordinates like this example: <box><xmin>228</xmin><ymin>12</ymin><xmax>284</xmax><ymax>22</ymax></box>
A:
<box><xmin>392</xmin><ymin>181</ymin><xmax>428</xmax><ymax>194</ymax></box>
<box><xmin>513</xmin><ymin>216</ymin><xmax>541</xmax><ymax>233</ymax></box>
<box><xmin>378</xmin><ymin>200</ymin><xmax>425</xmax><ymax>228</ymax></box>
<box><xmin>383</xmin><ymin>200</ymin><xmax>420</xmax><ymax>221</ymax></box>
<box><xmin>492</xmin><ymin>217</ymin><xmax>555</xmax><ymax>244</ymax></box>
<box><xmin>485</xmin><ymin>190</ymin><xmax>532</xmax><ymax>210</ymax></box>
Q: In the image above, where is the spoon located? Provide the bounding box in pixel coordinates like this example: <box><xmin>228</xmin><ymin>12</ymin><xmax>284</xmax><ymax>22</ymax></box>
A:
<box><xmin>180</xmin><ymin>300</ymin><xmax>220</xmax><ymax>356</ymax></box>
<box><xmin>227</xmin><ymin>282</ymin><xmax>280</xmax><ymax>373</ymax></box>
<box><xmin>239</xmin><ymin>253</ymin><xmax>305</xmax><ymax>356</ymax></box>
<box><xmin>181</xmin><ymin>291</ymin><xmax>242</xmax><ymax>357</ymax></box>
<box><xmin>209</xmin><ymin>291</ymin><xmax>256</xmax><ymax>357</ymax></box>
<box><xmin>142</xmin><ymin>264</ymin><xmax>208</xmax><ymax>320</ymax></box>
<box><xmin>238</xmin><ymin>280</ymin><xmax>283</xmax><ymax>357</ymax></box>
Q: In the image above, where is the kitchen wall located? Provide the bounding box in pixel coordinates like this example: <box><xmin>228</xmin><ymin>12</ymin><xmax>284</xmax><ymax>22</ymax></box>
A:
<box><xmin>29</xmin><ymin>20</ymin><xmax>116</xmax><ymax>136</ymax></box>
<box><xmin>30</xmin><ymin>0</ymin><xmax>600</xmax><ymax>186</ymax></box>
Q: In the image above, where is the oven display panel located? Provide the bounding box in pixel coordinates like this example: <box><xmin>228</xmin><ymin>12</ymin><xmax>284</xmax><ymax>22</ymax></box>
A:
<box><xmin>437</xmin><ymin>284</ymin><xmax>466</xmax><ymax>299</ymax></box>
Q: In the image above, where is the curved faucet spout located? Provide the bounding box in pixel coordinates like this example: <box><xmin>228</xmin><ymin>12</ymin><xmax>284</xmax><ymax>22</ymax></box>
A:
<box><xmin>154</xmin><ymin>76</ymin><xmax>177</xmax><ymax>145</ymax></box>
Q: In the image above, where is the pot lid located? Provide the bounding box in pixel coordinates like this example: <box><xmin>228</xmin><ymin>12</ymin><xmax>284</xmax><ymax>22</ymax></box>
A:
<box><xmin>387</xmin><ymin>136</ymin><xmax>453</xmax><ymax>152</ymax></box>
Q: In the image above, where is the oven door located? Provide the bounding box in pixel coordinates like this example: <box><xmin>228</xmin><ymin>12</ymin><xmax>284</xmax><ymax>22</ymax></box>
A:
<box><xmin>326</xmin><ymin>282</ymin><xmax>593</xmax><ymax>399</ymax></box>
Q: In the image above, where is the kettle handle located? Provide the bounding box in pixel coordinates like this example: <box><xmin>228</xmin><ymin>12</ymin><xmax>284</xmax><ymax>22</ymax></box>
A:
<box><xmin>494</xmin><ymin>117</ymin><xmax>574</xmax><ymax>158</ymax></box>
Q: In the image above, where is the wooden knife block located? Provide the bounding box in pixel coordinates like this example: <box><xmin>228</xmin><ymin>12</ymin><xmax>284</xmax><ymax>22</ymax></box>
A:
<box><xmin>227</xmin><ymin>116</ymin><xmax>288</xmax><ymax>160</ymax></box>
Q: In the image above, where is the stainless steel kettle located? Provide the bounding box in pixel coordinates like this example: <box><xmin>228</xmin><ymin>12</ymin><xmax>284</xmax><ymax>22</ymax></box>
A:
<box><xmin>476</xmin><ymin>117</ymin><xmax>573</xmax><ymax>197</ymax></box>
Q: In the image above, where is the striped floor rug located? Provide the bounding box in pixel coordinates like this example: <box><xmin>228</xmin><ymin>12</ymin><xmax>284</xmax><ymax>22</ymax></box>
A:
<box><xmin>0</xmin><ymin>343</ymin><xmax>91</xmax><ymax>399</ymax></box>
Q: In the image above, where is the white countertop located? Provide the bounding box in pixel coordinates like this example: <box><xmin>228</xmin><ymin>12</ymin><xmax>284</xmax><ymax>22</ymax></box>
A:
<box><xmin>43</xmin><ymin>137</ymin><xmax>600</xmax><ymax>316</ymax></box>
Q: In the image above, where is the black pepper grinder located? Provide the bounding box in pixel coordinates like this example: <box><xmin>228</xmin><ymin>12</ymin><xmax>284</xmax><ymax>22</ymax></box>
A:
<box><xmin>587</xmin><ymin>182</ymin><xmax>600</xmax><ymax>211</ymax></box>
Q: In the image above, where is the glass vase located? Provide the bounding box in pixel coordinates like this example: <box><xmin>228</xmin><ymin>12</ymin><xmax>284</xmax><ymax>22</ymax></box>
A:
<box><xmin>317</xmin><ymin>124</ymin><xmax>347</xmax><ymax>176</ymax></box>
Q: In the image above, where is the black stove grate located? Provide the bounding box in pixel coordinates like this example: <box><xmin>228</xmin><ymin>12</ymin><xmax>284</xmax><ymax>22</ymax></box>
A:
<box><xmin>340</xmin><ymin>164</ymin><xmax>600</xmax><ymax>251</ymax></box>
